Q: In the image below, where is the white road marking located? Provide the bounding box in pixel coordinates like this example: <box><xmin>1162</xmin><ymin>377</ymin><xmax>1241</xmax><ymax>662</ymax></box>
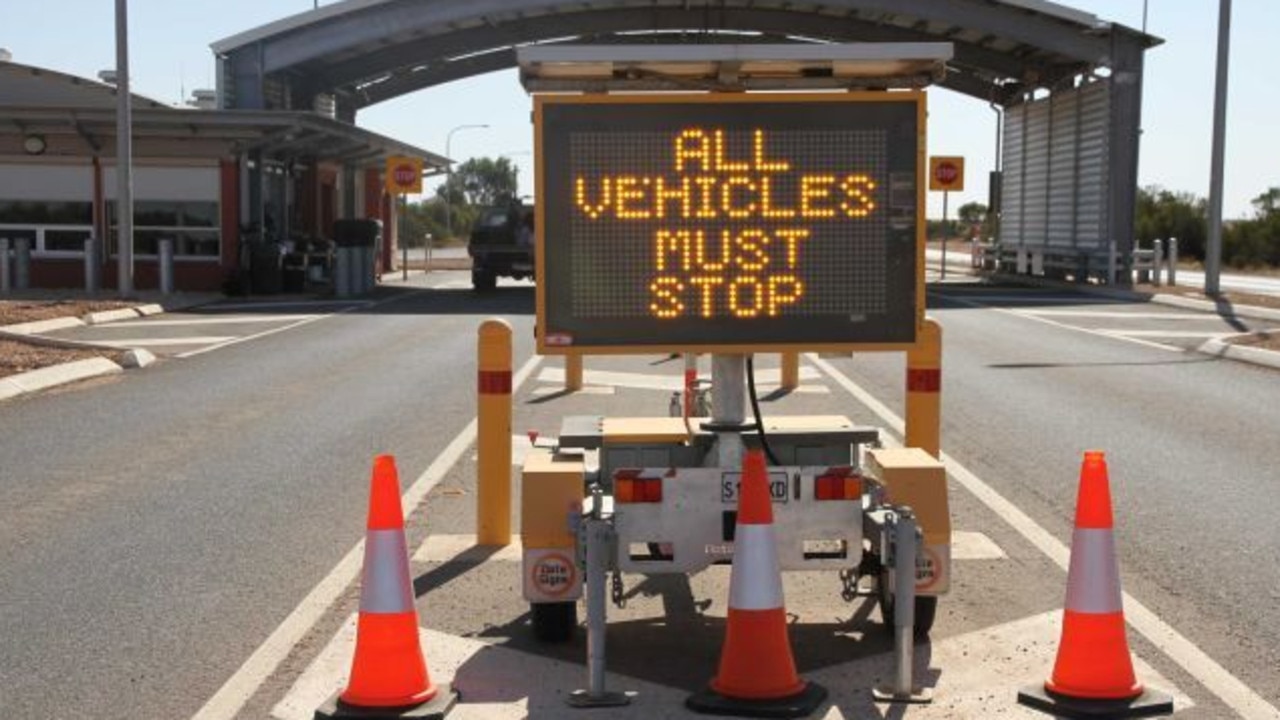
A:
<box><xmin>529</xmin><ymin>384</ymin><xmax>616</xmax><ymax>396</ymax></box>
<box><xmin>1022</xmin><ymin>310</ymin><xmax>1226</xmax><ymax>320</ymax></box>
<box><xmin>271</xmin><ymin>611</ymin><xmax>1191</xmax><ymax>720</ymax></box>
<box><xmin>812</xmin><ymin>611</ymin><xmax>1192</xmax><ymax>718</ymax></box>
<box><xmin>1098</xmin><ymin>329</ymin><xmax>1235</xmax><ymax>339</ymax></box>
<box><xmin>204</xmin><ymin>300</ymin><xmax>369</xmax><ymax>311</ymax></box>
<box><xmin>413</xmin><ymin>534</ymin><xmax>523</xmax><ymax>564</ymax></box>
<box><xmin>176</xmin><ymin>316</ymin><xmax>335</xmax><ymax>358</ymax></box>
<box><xmin>809</xmin><ymin>353</ymin><xmax>1280</xmax><ymax>720</ymax></box>
<box><xmin>509</xmin><ymin>434</ymin><xmax>558</xmax><ymax>466</ymax></box>
<box><xmin>939</xmin><ymin>294</ymin><xmax>1115</xmax><ymax>304</ymax></box>
<box><xmin>945</xmin><ymin>294</ymin><xmax>1184</xmax><ymax>352</ymax></box>
<box><xmin>951</xmin><ymin>530</ymin><xmax>1007</xmax><ymax>560</ymax></box>
<box><xmin>190</xmin><ymin>354</ymin><xmax>544</xmax><ymax>720</ymax></box>
<box><xmin>100</xmin><ymin>315</ymin><xmax>318</xmax><ymax>328</ymax></box>
<box><xmin>272</xmin><ymin>623</ymin><xmax>681</xmax><ymax>720</ymax></box>
<box><xmin>93</xmin><ymin>336</ymin><xmax>237</xmax><ymax>347</ymax></box>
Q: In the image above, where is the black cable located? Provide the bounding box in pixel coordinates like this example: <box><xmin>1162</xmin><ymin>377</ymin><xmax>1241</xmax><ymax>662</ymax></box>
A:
<box><xmin>745</xmin><ymin>355</ymin><xmax>781</xmax><ymax>466</ymax></box>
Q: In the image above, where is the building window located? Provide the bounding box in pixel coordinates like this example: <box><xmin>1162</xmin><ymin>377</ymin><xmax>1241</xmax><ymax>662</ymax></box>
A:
<box><xmin>0</xmin><ymin>200</ymin><xmax>93</xmax><ymax>256</ymax></box>
<box><xmin>108</xmin><ymin>201</ymin><xmax>221</xmax><ymax>259</ymax></box>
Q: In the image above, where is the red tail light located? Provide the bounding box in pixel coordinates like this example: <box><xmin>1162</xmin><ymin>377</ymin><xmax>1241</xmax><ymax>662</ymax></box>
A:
<box><xmin>615</xmin><ymin>471</ymin><xmax>663</xmax><ymax>503</ymax></box>
<box><xmin>815</xmin><ymin>467</ymin><xmax>861</xmax><ymax>501</ymax></box>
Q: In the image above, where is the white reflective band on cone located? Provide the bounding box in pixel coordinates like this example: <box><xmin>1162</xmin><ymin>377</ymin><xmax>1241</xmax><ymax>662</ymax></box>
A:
<box><xmin>359</xmin><ymin>530</ymin><xmax>415</xmax><ymax>614</ymax></box>
<box><xmin>1064</xmin><ymin>528</ymin><xmax>1123</xmax><ymax>614</ymax></box>
<box><xmin>728</xmin><ymin>524</ymin><xmax>784</xmax><ymax>610</ymax></box>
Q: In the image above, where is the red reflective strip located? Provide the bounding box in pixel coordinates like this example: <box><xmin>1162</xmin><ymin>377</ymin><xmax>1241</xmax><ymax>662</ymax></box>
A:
<box><xmin>907</xmin><ymin>368</ymin><xmax>941</xmax><ymax>393</ymax></box>
<box><xmin>478</xmin><ymin>370</ymin><xmax>512</xmax><ymax>395</ymax></box>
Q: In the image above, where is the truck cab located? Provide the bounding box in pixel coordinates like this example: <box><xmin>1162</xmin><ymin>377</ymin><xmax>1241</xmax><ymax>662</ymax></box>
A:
<box><xmin>467</xmin><ymin>203</ymin><xmax>535</xmax><ymax>291</ymax></box>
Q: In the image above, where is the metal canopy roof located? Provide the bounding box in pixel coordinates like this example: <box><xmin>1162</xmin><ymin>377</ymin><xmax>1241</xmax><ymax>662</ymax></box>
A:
<box><xmin>211</xmin><ymin>0</ymin><xmax>1162</xmax><ymax>112</ymax></box>
<box><xmin>0</xmin><ymin>104</ymin><xmax>448</xmax><ymax>169</ymax></box>
<box><xmin>516</xmin><ymin>43</ymin><xmax>953</xmax><ymax>92</ymax></box>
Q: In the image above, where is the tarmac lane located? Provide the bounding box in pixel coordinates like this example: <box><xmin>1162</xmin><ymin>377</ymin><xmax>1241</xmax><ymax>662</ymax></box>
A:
<box><xmin>230</xmin><ymin>350</ymin><xmax>1238</xmax><ymax>719</ymax></box>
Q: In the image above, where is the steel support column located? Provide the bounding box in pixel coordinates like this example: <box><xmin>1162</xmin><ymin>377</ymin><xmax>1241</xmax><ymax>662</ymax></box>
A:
<box><xmin>1106</xmin><ymin>29</ymin><xmax>1146</xmax><ymax>288</ymax></box>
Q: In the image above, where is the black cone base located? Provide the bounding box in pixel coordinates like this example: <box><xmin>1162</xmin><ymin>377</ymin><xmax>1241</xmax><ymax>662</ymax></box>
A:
<box><xmin>1018</xmin><ymin>684</ymin><xmax>1173</xmax><ymax>719</ymax></box>
<box><xmin>315</xmin><ymin>684</ymin><xmax>458</xmax><ymax>720</ymax></box>
<box><xmin>686</xmin><ymin>681</ymin><xmax>828</xmax><ymax>718</ymax></box>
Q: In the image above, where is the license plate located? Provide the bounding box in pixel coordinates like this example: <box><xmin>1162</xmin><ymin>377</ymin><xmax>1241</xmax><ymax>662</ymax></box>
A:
<box><xmin>721</xmin><ymin>471</ymin><xmax>790</xmax><ymax>503</ymax></box>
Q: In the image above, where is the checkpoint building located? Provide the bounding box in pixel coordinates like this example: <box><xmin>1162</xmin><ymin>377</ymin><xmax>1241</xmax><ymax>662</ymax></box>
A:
<box><xmin>0</xmin><ymin>58</ymin><xmax>445</xmax><ymax>292</ymax></box>
<box><xmin>1</xmin><ymin>0</ymin><xmax>1160</xmax><ymax>293</ymax></box>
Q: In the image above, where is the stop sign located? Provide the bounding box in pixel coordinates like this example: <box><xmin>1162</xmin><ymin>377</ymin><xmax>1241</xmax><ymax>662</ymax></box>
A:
<box><xmin>929</xmin><ymin>156</ymin><xmax>965</xmax><ymax>191</ymax></box>
<box><xmin>393</xmin><ymin>164</ymin><xmax>417</xmax><ymax>187</ymax></box>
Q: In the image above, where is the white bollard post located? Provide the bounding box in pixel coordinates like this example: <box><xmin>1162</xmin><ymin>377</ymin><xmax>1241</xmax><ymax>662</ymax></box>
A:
<box><xmin>0</xmin><ymin>238</ymin><xmax>10</xmax><ymax>294</ymax></box>
<box><xmin>14</xmin><ymin>237</ymin><xmax>31</xmax><ymax>290</ymax></box>
<box><xmin>1152</xmin><ymin>239</ymin><xmax>1164</xmax><ymax>287</ymax></box>
<box><xmin>84</xmin><ymin>238</ymin><xmax>100</xmax><ymax>293</ymax></box>
<box><xmin>1167</xmin><ymin>237</ymin><xmax>1178</xmax><ymax>286</ymax></box>
<box><xmin>159</xmin><ymin>238</ymin><xmax>175</xmax><ymax>295</ymax></box>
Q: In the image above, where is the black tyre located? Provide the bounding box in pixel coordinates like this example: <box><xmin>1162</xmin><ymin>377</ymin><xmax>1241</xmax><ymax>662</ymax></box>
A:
<box><xmin>878</xmin><ymin>569</ymin><xmax>937</xmax><ymax>639</ymax></box>
<box><xmin>472</xmin><ymin>268</ymin><xmax>497</xmax><ymax>291</ymax></box>
<box><xmin>531</xmin><ymin>601</ymin><xmax>576</xmax><ymax>643</ymax></box>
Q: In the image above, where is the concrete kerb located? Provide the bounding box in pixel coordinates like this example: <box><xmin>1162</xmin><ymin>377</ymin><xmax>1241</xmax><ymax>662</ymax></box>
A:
<box><xmin>983</xmin><ymin>271</ymin><xmax>1280</xmax><ymax>369</ymax></box>
<box><xmin>0</xmin><ymin>357</ymin><xmax>124</xmax><ymax>403</ymax></box>
<box><xmin>1198</xmin><ymin>333</ymin><xmax>1280</xmax><ymax>371</ymax></box>
<box><xmin>0</xmin><ymin>293</ymin><xmax>219</xmax><ymax>403</ymax></box>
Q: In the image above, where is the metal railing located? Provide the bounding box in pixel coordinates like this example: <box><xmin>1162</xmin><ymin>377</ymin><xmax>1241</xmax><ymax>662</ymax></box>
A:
<box><xmin>972</xmin><ymin>237</ymin><xmax>1180</xmax><ymax>286</ymax></box>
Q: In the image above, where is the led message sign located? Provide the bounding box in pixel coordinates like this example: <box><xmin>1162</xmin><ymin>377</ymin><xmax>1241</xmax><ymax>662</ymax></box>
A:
<box><xmin>536</xmin><ymin>93</ymin><xmax>923</xmax><ymax>353</ymax></box>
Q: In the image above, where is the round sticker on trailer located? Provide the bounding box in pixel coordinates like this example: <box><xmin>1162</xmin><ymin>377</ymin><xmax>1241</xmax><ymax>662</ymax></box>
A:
<box><xmin>915</xmin><ymin>546</ymin><xmax>942</xmax><ymax>592</ymax></box>
<box><xmin>531</xmin><ymin>552</ymin><xmax>577</xmax><ymax>597</ymax></box>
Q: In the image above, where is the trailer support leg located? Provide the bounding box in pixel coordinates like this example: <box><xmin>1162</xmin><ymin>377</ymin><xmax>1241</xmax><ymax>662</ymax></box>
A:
<box><xmin>874</xmin><ymin>508</ymin><xmax>932</xmax><ymax>704</ymax></box>
<box><xmin>568</xmin><ymin>497</ymin><xmax>630</xmax><ymax>708</ymax></box>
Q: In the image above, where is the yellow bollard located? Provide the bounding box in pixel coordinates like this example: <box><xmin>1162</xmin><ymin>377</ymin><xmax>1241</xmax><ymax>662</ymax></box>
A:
<box><xmin>780</xmin><ymin>352</ymin><xmax>800</xmax><ymax>392</ymax></box>
<box><xmin>477</xmin><ymin>319</ymin><xmax>512</xmax><ymax>545</ymax></box>
<box><xmin>565</xmin><ymin>353</ymin><xmax>583</xmax><ymax>392</ymax></box>
<box><xmin>905</xmin><ymin>318</ymin><xmax>942</xmax><ymax>458</ymax></box>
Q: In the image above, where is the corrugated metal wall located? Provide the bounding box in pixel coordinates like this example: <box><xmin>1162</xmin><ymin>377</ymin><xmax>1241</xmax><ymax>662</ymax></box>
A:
<box><xmin>1000</xmin><ymin>80</ymin><xmax>1110</xmax><ymax>252</ymax></box>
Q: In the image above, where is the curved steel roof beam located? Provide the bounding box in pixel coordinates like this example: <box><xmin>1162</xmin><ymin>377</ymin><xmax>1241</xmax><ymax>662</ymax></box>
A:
<box><xmin>225</xmin><ymin>0</ymin><xmax>1107</xmax><ymax>77</ymax></box>
<box><xmin>308</xmin><ymin>6</ymin><xmax>1042</xmax><ymax>93</ymax></box>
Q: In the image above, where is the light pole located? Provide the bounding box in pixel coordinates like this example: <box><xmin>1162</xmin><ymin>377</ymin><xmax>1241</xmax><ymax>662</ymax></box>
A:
<box><xmin>444</xmin><ymin>123</ymin><xmax>489</xmax><ymax>239</ymax></box>
<box><xmin>115</xmin><ymin>0</ymin><xmax>134</xmax><ymax>297</ymax></box>
<box><xmin>1205</xmin><ymin>0</ymin><xmax>1232</xmax><ymax>296</ymax></box>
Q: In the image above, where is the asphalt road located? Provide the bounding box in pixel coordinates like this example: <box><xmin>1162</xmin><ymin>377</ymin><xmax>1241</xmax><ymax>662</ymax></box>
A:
<box><xmin>0</xmin><ymin>276</ymin><xmax>537</xmax><ymax>718</ymax></box>
<box><xmin>1</xmin><ymin>272</ymin><xmax>1278</xmax><ymax>718</ymax></box>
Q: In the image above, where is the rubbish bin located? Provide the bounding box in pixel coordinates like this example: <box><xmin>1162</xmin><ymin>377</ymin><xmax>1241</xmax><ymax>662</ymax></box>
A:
<box><xmin>333</xmin><ymin>219</ymin><xmax>381</xmax><ymax>297</ymax></box>
<box><xmin>250</xmin><ymin>244</ymin><xmax>283</xmax><ymax>295</ymax></box>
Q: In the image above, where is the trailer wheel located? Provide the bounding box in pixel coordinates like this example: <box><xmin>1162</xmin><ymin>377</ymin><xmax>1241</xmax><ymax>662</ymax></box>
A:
<box><xmin>531</xmin><ymin>601</ymin><xmax>576</xmax><ymax>643</ymax></box>
<box><xmin>878</xmin><ymin>569</ymin><xmax>937</xmax><ymax>639</ymax></box>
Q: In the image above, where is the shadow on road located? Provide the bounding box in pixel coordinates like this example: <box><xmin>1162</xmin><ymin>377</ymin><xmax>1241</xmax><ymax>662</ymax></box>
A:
<box><xmin>193</xmin><ymin>285</ymin><xmax>535</xmax><ymax>318</ymax></box>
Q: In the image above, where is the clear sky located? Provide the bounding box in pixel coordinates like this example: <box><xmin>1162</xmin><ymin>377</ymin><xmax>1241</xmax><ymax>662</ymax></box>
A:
<box><xmin>2</xmin><ymin>0</ymin><xmax>1276</xmax><ymax>219</ymax></box>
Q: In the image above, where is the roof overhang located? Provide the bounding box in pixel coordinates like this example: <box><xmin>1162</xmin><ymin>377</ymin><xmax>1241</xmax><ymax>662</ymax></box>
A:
<box><xmin>210</xmin><ymin>1</ymin><xmax>1163</xmax><ymax>110</ymax></box>
<box><xmin>0</xmin><ymin>106</ymin><xmax>448</xmax><ymax>170</ymax></box>
<box><xmin>517</xmin><ymin>43</ymin><xmax>953</xmax><ymax>92</ymax></box>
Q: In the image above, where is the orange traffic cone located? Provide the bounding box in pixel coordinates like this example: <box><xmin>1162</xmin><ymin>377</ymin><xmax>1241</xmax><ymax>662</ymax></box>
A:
<box><xmin>1018</xmin><ymin>451</ymin><xmax>1172</xmax><ymax>718</ymax></box>
<box><xmin>316</xmin><ymin>455</ymin><xmax>457</xmax><ymax>720</ymax></box>
<box><xmin>687</xmin><ymin>449</ymin><xmax>827</xmax><ymax>718</ymax></box>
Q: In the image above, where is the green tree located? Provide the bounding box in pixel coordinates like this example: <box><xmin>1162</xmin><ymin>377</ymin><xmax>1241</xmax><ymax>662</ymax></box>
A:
<box><xmin>1222</xmin><ymin>186</ymin><xmax>1280</xmax><ymax>268</ymax></box>
<box><xmin>957</xmin><ymin>201</ymin><xmax>992</xmax><ymax>240</ymax></box>
<box><xmin>437</xmin><ymin>157</ymin><xmax>519</xmax><ymax>207</ymax></box>
<box><xmin>1134</xmin><ymin>185</ymin><xmax>1207</xmax><ymax>260</ymax></box>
